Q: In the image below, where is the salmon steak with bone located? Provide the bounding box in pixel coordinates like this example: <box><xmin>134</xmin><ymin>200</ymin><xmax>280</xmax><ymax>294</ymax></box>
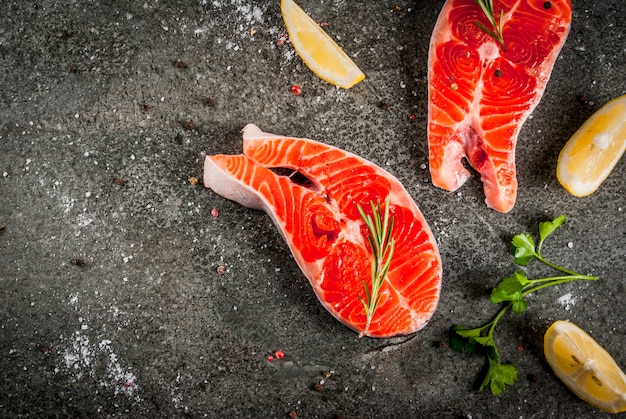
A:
<box><xmin>428</xmin><ymin>0</ymin><xmax>572</xmax><ymax>212</ymax></box>
<box><xmin>203</xmin><ymin>124</ymin><xmax>442</xmax><ymax>338</ymax></box>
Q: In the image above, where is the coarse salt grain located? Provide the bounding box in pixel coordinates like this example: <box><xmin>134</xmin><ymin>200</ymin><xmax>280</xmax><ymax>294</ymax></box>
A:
<box><xmin>557</xmin><ymin>292</ymin><xmax>577</xmax><ymax>311</ymax></box>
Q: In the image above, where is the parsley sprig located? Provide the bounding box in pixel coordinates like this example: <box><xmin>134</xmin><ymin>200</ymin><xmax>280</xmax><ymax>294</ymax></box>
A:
<box><xmin>357</xmin><ymin>197</ymin><xmax>395</xmax><ymax>338</ymax></box>
<box><xmin>450</xmin><ymin>215</ymin><xmax>599</xmax><ymax>395</ymax></box>
<box><xmin>474</xmin><ymin>0</ymin><xmax>506</xmax><ymax>50</ymax></box>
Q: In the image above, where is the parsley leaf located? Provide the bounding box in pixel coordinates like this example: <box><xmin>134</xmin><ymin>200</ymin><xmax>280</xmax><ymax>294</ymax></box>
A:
<box><xmin>511</xmin><ymin>233</ymin><xmax>537</xmax><ymax>265</ymax></box>
<box><xmin>490</xmin><ymin>271</ymin><xmax>530</xmax><ymax>304</ymax></box>
<box><xmin>449</xmin><ymin>325</ymin><xmax>481</xmax><ymax>354</ymax></box>
<box><xmin>511</xmin><ymin>298</ymin><xmax>529</xmax><ymax>314</ymax></box>
<box><xmin>480</xmin><ymin>358</ymin><xmax>518</xmax><ymax>395</ymax></box>
<box><xmin>538</xmin><ymin>214</ymin><xmax>566</xmax><ymax>244</ymax></box>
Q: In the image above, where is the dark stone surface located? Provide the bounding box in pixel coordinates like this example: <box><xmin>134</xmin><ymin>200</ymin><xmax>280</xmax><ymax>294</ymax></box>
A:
<box><xmin>1</xmin><ymin>1</ymin><xmax>624</xmax><ymax>417</ymax></box>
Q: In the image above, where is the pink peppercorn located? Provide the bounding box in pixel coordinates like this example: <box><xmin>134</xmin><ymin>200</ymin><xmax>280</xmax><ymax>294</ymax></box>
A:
<box><xmin>291</xmin><ymin>85</ymin><xmax>302</xmax><ymax>95</ymax></box>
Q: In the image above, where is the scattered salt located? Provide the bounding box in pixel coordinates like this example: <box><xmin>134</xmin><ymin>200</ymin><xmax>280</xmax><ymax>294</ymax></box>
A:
<box><xmin>557</xmin><ymin>292</ymin><xmax>577</xmax><ymax>311</ymax></box>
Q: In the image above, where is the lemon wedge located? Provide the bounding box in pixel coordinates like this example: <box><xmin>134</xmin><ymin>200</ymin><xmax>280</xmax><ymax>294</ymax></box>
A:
<box><xmin>281</xmin><ymin>0</ymin><xmax>365</xmax><ymax>88</ymax></box>
<box><xmin>544</xmin><ymin>320</ymin><xmax>626</xmax><ymax>413</ymax></box>
<box><xmin>556</xmin><ymin>94</ymin><xmax>626</xmax><ymax>197</ymax></box>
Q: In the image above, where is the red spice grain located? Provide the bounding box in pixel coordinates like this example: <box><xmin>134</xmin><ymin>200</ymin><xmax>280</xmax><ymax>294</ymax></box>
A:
<box><xmin>291</xmin><ymin>85</ymin><xmax>302</xmax><ymax>95</ymax></box>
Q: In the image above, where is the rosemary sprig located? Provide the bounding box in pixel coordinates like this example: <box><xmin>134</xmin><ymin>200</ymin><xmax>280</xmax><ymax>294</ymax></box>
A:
<box><xmin>357</xmin><ymin>196</ymin><xmax>395</xmax><ymax>338</ymax></box>
<box><xmin>474</xmin><ymin>0</ymin><xmax>506</xmax><ymax>50</ymax></box>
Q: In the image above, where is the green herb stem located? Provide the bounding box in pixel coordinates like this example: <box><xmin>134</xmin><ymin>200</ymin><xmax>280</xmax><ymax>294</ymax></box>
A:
<box><xmin>522</xmin><ymin>274</ymin><xmax>600</xmax><ymax>296</ymax></box>
<box><xmin>534</xmin><ymin>254</ymin><xmax>584</xmax><ymax>277</ymax></box>
<box><xmin>485</xmin><ymin>304</ymin><xmax>510</xmax><ymax>362</ymax></box>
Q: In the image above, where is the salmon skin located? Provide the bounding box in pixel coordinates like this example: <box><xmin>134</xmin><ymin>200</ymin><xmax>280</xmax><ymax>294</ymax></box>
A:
<box><xmin>428</xmin><ymin>0</ymin><xmax>572</xmax><ymax>212</ymax></box>
<box><xmin>204</xmin><ymin>124</ymin><xmax>442</xmax><ymax>338</ymax></box>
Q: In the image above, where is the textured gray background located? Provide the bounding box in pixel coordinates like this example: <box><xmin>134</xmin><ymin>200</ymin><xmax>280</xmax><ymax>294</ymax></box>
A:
<box><xmin>1</xmin><ymin>0</ymin><xmax>624</xmax><ymax>417</ymax></box>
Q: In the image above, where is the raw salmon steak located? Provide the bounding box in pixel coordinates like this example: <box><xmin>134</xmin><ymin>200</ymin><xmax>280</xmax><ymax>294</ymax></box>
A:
<box><xmin>428</xmin><ymin>0</ymin><xmax>572</xmax><ymax>212</ymax></box>
<box><xmin>204</xmin><ymin>124</ymin><xmax>442</xmax><ymax>338</ymax></box>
